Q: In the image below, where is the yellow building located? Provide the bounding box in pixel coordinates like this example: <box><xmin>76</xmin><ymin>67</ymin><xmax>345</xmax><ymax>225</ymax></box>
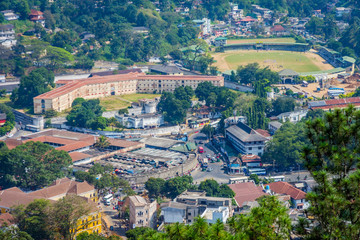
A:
<box><xmin>0</xmin><ymin>179</ymin><xmax>102</xmax><ymax>238</ymax></box>
<box><xmin>73</xmin><ymin>200</ymin><xmax>102</xmax><ymax>237</ymax></box>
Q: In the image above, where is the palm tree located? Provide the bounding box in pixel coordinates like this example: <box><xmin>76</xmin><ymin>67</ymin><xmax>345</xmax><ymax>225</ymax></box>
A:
<box><xmin>165</xmin><ymin>222</ymin><xmax>187</xmax><ymax>240</ymax></box>
<box><xmin>209</xmin><ymin>219</ymin><xmax>229</xmax><ymax>240</ymax></box>
<box><xmin>192</xmin><ymin>217</ymin><xmax>209</xmax><ymax>239</ymax></box>
<box><xmin>94</xmin><ymin>136</ymin><xmax>110</xmax><ymax>150</ymax></box>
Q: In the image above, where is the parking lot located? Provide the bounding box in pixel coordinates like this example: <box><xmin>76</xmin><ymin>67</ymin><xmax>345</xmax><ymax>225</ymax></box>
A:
<box><xmin>97</xmin><ymin>148</ymin><xmax>187</xmax><ymax>176</ymax></box>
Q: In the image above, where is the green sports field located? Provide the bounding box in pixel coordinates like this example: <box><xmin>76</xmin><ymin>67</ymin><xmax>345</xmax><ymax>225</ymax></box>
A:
<box><xmin>212</xmin><ymin>50</ymin><xmax>333</xmax><ymax>73</ymax></box>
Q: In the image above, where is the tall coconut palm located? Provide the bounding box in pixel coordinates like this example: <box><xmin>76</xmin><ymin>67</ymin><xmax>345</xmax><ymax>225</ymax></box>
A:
<box><xmin>94</xmin><ymin>135</ymin><xmax>110</xmax><ymax>150</ymax></box>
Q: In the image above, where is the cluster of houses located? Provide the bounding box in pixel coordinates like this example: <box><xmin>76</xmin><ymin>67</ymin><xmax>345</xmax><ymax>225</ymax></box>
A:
<box><xmin>0</xmin><ymin>9</ymin><xmax>45</xmax><ymax>48</ymax></box>
<box><xmin>128</xmin><ymin>179</ymin><xmax>309</xmax><ymax>230</ymax></box>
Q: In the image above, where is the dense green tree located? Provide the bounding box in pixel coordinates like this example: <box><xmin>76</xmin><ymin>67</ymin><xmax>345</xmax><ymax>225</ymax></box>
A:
<box><xmin>305</xmin><ymin>109</ymin><xmax>325</xmax><ymax>120</ymax></box>
<box><xmin>162</xmin><ymin>176</ymin><xmax>193</xmax><ymax>199</ymax></box>
<box><xmin>263</xmin><ymin>122</ymin><xmax>307</xmax><ymax>170</ymax></box>
<box><xmin>244</xmin><ymin>98</ymin><xmax>271</xmax><ymax>130</ymax></box>
<box><xmin>0</xmin><ymin>103</ymin><xmax>15</xmax><ymax>136</ymax></box>
<box><xmin>126</xmin><ymin>227</ymin><xmax>152</xmax><ymax>240</ymax></box>
<box><xmin>12</xmin><ymin>68</ymin><xmax>54</xmax><ymax>108</ymax></box>
<box><xmin>90</xmin><ymin>116</ymin><xmax>108</xmax><ymax>130</ymax></box>
<box><xmin>0</xmin><ymin>226</ymin><xmax>33</xmax><ymax>240</ymax></box>
<box><xmin>13</xmin><ymin>199</ymin><xmax>52</xmax><ymax>240</ymax></box>
<box><xmin>48</xmin><ymin>195</ymin><xmax>93</xmax><ymax>240</ymax></box>
<box><xmin>77</xmin><ymin>232</ymin><xmax>122</xmax><ymax>239</ymax></box>
<box><xmin>198</xmin><ymin>179</ymin><xmax>235</xmax><ymax>198</ymax></box>
<box><xmin>303</xmin><ymin>106</ymin><xmax>360</xmax><ymax>239</ymax></box>
<box><xmin>306</xmin><ymin>17</ymin><xmax>325</xmax><ymax>35</ymax></box>
<box><xmin>0</xmin><ymin>141</ymin><xmax>71</xmax><ymax>188</ymax></box>
<box><xmin>72</xmin><ymin>98</ymin><xmax>86</xmax><ymax>107</ymax></box>
<box><xmin>229</xmin><ymin>196</ymin><xmax>291</xmax><ymax>239</ymax></box>
<box><xmin>157</xmin><ymin>92</ymin><xmax>187</xmax><ymax>124</ymax></box>
<box><xmin>272</xmin><ymin>97</ymin><xmax>296</xmax><ymax>115</ymax></box>
<box><xmin>66</xmin><ymin>99</ymin><xmax>103</xmax><ymax>128</ymax></box>
<box><xmin>145</xmin><ymin>177</ymin><xmax>166</xmax><ymax>198</ymax></box>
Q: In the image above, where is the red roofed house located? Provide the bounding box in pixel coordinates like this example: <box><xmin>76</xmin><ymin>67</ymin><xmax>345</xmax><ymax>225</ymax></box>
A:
<box><xmin>237</xmin><ymin>16</ymin><xmax>257</xmax><ymax>27</ymax></box>
<box><xmin>270</xmin><ymin>25</ymin><xmax>287</xmax><ymax>36</ymax></box>
<box><xmin>0</xmin><ymin>113</ymin><xmax>6</xmax><ymax>126</ymax></box>
<box><xmin>229</xmin><ymin>182</ymin><xmax>267</xmax><ymax>207</ymax></box>
<box><xmin>265</xmin><ymin>182</ymin><xmax>308</xmax><ymax>210</ymax></box>
<box><xmin>29</xmin><ymin>9</ymin><xmax>45</xmax><ymax>27</ymax></box>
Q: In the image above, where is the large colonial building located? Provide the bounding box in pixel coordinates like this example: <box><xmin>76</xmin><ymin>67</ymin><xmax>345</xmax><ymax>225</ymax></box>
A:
<box><xmin>34</xmin><ymin>72</ymin><xmax>224</xmax><ymax>113</ymax></box>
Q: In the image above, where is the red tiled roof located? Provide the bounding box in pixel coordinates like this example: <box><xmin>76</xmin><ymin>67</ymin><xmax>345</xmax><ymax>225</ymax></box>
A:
<box><xmin>265</xmin><ymin>182</ymin><xmax>306</xmax><ymax>200</ymax></box>
<box><xmin>29</xmin><ymin>177</ymin><xmax>94</xmax><ymax>199</ymax></box>
<box><xmin>0</xmin><ymin>213</ymin><xmax>14</xmax><ymax>227</ymax></box>
<box><xmin>30</xmin><ymin>9</ymin><xmax>43</xmax><ymax>16</ymax></box>
<box><xmin>56</xmin><ymin>141</ymin><xmax>93</xmax><ymax>152</ymax></box>
<box><xmin>229</xmin><ymin>182</ymin><xmax>267</xmax><ymax>207</ymax></box>
<box><xmin>271</xmin><ymin>25</ymin><xmax>285</xmax><ymax>32</ymax></box>
<box><xmin>69</xmin><ymin>152</ymin><xmax>92</xmax><ymax>162</ymax></box>
<box><xmin>255</xmin><ymin>129</ymin><xmax>271</xmax><ymax>138</ymax></box>
<box><xmin>241</xmin><ymin>154</ymin><xmax>261</xmax><ymax>163</ymax></box>
<box><xmin>0</xmin><ymin>188</ymin><xmax>42</xmax><ymax>208</ymax></box>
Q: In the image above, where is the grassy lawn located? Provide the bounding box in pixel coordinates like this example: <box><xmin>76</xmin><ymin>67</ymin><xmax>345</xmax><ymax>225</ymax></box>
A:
<box><xmin>227</xmin><ymin>37</ymin><xmax>296</xmax><ymax>44</ymax></box>
<box><xmin>0</xmin><ymin>96</ymin><xmax>11</xmax><ymax>104</ymax></box>
<box><xmin>212</xmin><ymin>50</ymin><xmax>330</xmax><ymax>73</ymax></box>
<box><xmin>121</xmin><ymin>93</ymin><xmax>161</xmax><ymax>102</ymax></box>
<box><xmin>99</xmin><ymin>96</ymin><xmax>131</xmax><ymax>111</ymax></box>
<box><xmin>100</xmin><ymin>93</ymin><xmax>161</xmax><ymax>111</ymax></box>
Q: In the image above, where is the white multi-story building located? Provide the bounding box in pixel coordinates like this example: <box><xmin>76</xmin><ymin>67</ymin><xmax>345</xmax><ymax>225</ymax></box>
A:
<box><xmin>1</xmin><ymin>10</ymin><xmax>19</xmax><ymax>21</ymax></box>
<box><xmin>129</xmin><ymin>195</ymin><xmax>157</xmax><ymax>229</ymax></box>
<box><xmin>226</xmin><ymin>122</ymin><xmax>267</xmax><ymax>156</ymax></box>
<box><xmin>336</xmin><ymin>7</ymin><xmax>352</xmax><ymax>18</ymax></box>
<box><xmin>0</xmin><ymin>24</ymin><xmax>16</xmax><ymax>48</ymax></box>
<box><xmin>276</xmin><ymin>110</ymin><xmax>308</xmax><ymax>123</ymax></box>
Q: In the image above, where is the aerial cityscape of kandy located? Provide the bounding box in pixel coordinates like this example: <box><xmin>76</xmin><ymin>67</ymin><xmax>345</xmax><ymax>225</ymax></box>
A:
<box><xmin>0</xmin><ymin>0</ymin><xmax>359</xmax><ymax>239</ymax></box>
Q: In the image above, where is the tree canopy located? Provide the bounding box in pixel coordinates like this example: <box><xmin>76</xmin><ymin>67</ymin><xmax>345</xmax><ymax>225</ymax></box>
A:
<box><xmin>11</xmin><ymin>67</ymin><xmax>54</xmax><ymax>108</ymax></box>
<box><xmin>263</xmin><ymin>121</ymin><xmax>308</xmax><ymax>170</ymax></box>
<box><xmin>0</xmin><ymin>141</ymin><xmax>72</xmax><ymax>189</ymax></box>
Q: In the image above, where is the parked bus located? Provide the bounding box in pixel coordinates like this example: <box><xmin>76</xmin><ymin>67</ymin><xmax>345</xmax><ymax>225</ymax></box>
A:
<box><xmin>265</xmin><ymin>175</ymin><xmax>285</xmax><ymax>182</ymax></box>
<box><xmin>229</xmin><ymin>176</ymin><xmax>250</xmax><ymax>184</ymax></box>
<box><xmin>247</xmin><ymin>168</ymin><xmax>266</xmax><ymax>176</ymax></box>
<box><xmin>198</xmin><ymin>146</ymin><xmax>204</xmax><ymax>154</ymax></box>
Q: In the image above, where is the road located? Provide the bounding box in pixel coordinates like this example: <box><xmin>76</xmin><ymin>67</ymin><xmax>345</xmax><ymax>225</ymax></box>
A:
<box><xmin>100</xmin><ymin>199</ymin><xmax>128</xmax><ymax>239</ymax></box>
<box><xmin>189</xmin><ymin>132</ymin><xmax>313</xmax><ymax>184</ymax></box>
<box><xmin>190</xmin><ymin>132</ymin><xmax>229</xmax><ymax>184</ymax></box>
